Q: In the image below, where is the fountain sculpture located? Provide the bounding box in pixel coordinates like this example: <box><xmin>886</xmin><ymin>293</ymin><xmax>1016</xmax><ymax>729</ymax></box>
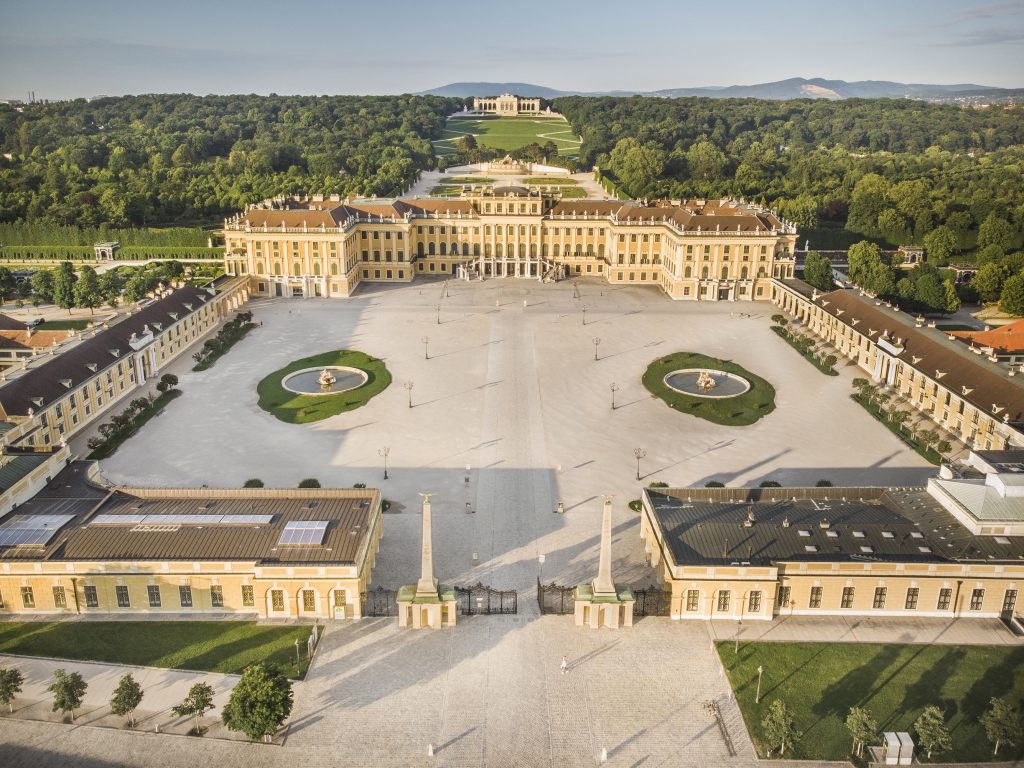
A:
<box><xmin>695</xmin><ymin>370</ymin><xmax>717</xmax><ymax>391</ymax></box>
<box><xmin>317</xmin><ymin>368</ymin><xmax>337</xmax><ymax>390</ymax></box>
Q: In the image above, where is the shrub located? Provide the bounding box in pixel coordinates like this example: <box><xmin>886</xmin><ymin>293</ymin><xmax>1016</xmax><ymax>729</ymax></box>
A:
<box><xmin>243</xmin><ymin>479</ymin><xmax>264</xmax><ymax>488</ymax></box>
<box><xmin>705</xmin><ymin>481</ymin><xmax>725</xmax><ymax>488</ymax></box>
<box><xmin>298</xmin><ymin>478</ymin><xmax>321</xmax><ymax>488</ymax></box>
<box><xmin>815</xmin><ymin>479</ymin><xmax>833</xmax><ymax>487</ymax></box>
<box><xmin>760</xmin><ymin>480</ymin><xmax>782</xmax><ymax>488</ymax></box>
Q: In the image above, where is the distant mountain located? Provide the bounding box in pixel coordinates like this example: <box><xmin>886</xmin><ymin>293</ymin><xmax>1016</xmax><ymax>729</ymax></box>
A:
<box><xmin>418</xmin><ymin>78</ymin><xmax>1018</xmax><ymax>103</ymax></box>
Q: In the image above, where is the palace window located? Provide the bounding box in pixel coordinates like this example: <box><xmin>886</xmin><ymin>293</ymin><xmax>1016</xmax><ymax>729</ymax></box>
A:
<box><xmin>21</xmin><ymin>586</ymin><xmax>34</xmax><ymax>608</ymax></box>
<box><xmin>1003</xmin><ymin>589</ymin><xmax>1018</xmax><ymax>614</ymax></box>
<box><xmin>271</xmin><ymin>590</ymin><xmax>285</xmax><ymax>612</ymax></box>
<box><xmin>716</xmin><ymin>591</ymin><xmax>731</xmax><ymax>612</ymax></box>
<box><xmin>841</xmin><ymin>587</ymin><xmax>855</xmax><ymax>608</ymax></box>
<box><xmin>334</xmin><ymin>589</ymin><xmax>347</xmax><ymax>610</ymax></box>
<box><xmin>809</xmin><ymin>586</ymin><xmax>822</xmax><ymax>608</ymax></box>
<box><xmin>873</xmin><ymin>587</ymin><xmax>887</xmax><ymax>609</ymax></box>
<box><xmin>84</xmin><ymin>585</ymin><xmax>98</xmax><ymax>608</ymax></box>
<box><xmin>148</xmin><ymin>585</ymin><xmax>161</xmax><ymax>608</ymax></box>
<box><xmin>905</xmin><ymin>588</ymin><xmax>919</xmax><ymax>610</ymax></box>
<box><xmin>116</xmin><ymin>585</ymin><xmax>130</xmax><ymax>608</ymax></box>
<box><xmin>179</xmin><ymin>586</ymin><xmax>193</xmax><ymax>608</ymax></box>
<box><xmin>748</xmin><ymin>591</ymin><xmax>762</xmax><ymax>613</ymax></box>
<box><xmin>777</xmin><ymin>586</ymin><xmax>791</xmax><ymax>607</ymax></box>
<box><xmin>211</xmin><ymin>586</ymin><xmax>224</xmax><ymax>608</ymax></box>
<box><xmin>52</xmin><ymin>586</ymin><xmax>67</xmax><ymax>609</ymax></box>
<box><xmin>241</xmin><ymin>585</ymin><xmax>254</xmax><ymax>607</ymax></box>
<box><xmin>686</xmin><ymin>590</ymin><xmax>699</xmax><ymax>611</ymax></box>
<box><xmin>970</xmin><ymin>588</ymin><xmax>985</xmax><ymax>611</ymax></box>
<box><xmin>302</xmin><ymin>590</ymin><xmax>316</xmax><ymax>612</ymax></box>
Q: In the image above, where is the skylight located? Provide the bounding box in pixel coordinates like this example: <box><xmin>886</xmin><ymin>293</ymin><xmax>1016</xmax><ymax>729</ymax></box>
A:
<box><xmin>278</xmin><ymin>520</ymin><xmax>329</xmax><ymax>546</ymax></box>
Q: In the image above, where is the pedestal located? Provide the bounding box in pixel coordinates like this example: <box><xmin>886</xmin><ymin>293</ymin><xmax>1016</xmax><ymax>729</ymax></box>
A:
<box><xmin>397</xmin><ymin>584</ymin><xmax>457</xmax><ymax>629</ymax></box>
<box><xmin>573</xmin><ymin>584</ymin><xmax>635</xmax><ymax>629</ymax></box>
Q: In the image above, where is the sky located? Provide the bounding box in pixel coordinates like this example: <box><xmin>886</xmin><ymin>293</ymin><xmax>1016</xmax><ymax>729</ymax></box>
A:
<box><xmin>1</xmin><ymin>0</ymin><xmax>1023</xmax><ymax>100</ymax></box>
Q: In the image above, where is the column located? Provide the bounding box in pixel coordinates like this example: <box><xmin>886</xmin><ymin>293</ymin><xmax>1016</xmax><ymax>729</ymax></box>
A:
<box><xmin>593</xmin><ymin>495</ymin><xmax>615</xmax><ymax>596</ymax></box>
<box><xmin>415</xmin><ymin>493</ymin><xmax>438</xmax><ymax>597</ymax></box>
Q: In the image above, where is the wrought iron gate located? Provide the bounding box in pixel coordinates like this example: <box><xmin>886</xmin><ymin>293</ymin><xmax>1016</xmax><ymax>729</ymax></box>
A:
<box><xmin>454</xmin><ymin>583</ymin><xmax>517</xmax><ymax>615</ymax></box>
<box><xmin>632</xmin><ymin>585</ymin><xmax>671</xmax><ymax>617</ymax></box>
<box><xmin>537</xmin><ymin>579</ymin><xmax>576</xmax><ymax>615</ymax></box>
<box><xmin>360</xmin><ymin>586</ymin><xmax>398</xmax><ymax>617</ymax></box>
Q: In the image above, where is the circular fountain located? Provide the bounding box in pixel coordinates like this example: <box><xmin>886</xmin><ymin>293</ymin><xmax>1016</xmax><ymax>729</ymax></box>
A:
<box><xmin>281</xmin><ymin>366</ymin><xmax>368</xmax><ymax>395</ymax></box>
<box><xmin>663</xmin><ymin>368</ymin><xmax>751</xmax><ymax>399</ymax></box>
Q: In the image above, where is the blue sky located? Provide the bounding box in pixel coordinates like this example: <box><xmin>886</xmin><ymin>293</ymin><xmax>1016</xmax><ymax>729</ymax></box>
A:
<box><xmin>2</xmin><ymin>0</ymin><xmax>1022</xmax><ymax>99</ymax></box>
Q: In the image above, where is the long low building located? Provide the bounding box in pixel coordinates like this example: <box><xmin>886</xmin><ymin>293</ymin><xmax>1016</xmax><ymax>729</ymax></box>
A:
<box><xmin>640</xmin><ymin>453</ymin><xmax>1024</xmax><ymax>622</ymax></box>
<box><xmin>0</xmin><ymin>461</ymin><xmax>382</xmax><ymax>619</ymax></box>
<box><xmin>0</xmin><ymin>277</ymin><xmax>250</xmax><ymax>450</ymax></box>
<box><xmin>221</xmin><ymin>189</ymin><xmax>797</xmax><ymax>300</ymax></box>
<box><xmin>771</xmin><ymin>278</ymin><xmax>1024</xmax><ymax>452</ymax></box>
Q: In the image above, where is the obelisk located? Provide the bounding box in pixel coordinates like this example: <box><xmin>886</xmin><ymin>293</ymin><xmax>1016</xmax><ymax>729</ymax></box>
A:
<box><xmin>415</xmin><ymin>493</ymin><xmax>438</xmax><ymax>597</ymax></box>
<box><xmin>592</xmin><ymin>495</ymin><xmax>616</xmax><ymax>596</ymax></box>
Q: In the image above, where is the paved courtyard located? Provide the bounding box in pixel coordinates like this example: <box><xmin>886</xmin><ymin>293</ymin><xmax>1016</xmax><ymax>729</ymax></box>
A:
<box><xmin>44</xmin><ymin>279</ymin><xmax>941</xmax><ymax>766</ymax></box>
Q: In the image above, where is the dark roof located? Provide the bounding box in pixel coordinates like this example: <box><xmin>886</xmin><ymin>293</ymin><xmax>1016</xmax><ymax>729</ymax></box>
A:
<box><xmin>0</xmin><ymin>284</ymin><xmax>215</xmax><ymax>418</ymax></box>
<box><xmin>645</xmin><ymin>486</ymin><xmax>1024</xmax><ymax>567</ymax></box>
<box><xmin>0</xmin><ymin>462</ymin><xmax>380</xmax><ymax>565</ymax></box>
<box><xmin>816</xmin><ymin>289</ymin><xmax>1024</xmax><ymax>424</ymax></box>
<box><xmin>0</xmin><ymin>452</ymin><xmax>50</xmax><ymax>491</ymax></box>
<box><xmin>0</xmin><ymin>314</ymin><xmax>28</xmax><ymax>331</ymax></box>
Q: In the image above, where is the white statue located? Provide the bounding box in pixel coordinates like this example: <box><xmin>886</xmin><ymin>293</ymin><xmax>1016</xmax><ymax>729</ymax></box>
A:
<box><xmin>317</xmin><ymin>369</ymin><xmax>337</xmax><ymax>389</ymax></box>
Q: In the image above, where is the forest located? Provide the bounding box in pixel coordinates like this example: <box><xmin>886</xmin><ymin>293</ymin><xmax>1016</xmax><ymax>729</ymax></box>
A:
<box><xmin>553</xmin><ymin>96</ymin><xmax>1024</xmax><ymax>255</ymax></box>
<box><xmin>0</xmin><ymin>93</ymin><xmax>460</xmax><ymax>229</ymax></box>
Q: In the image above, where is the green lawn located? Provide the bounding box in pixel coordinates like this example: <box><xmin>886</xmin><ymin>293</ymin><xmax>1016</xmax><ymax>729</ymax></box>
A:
<box><xmin>720</xmin><ymin>642</ymin><xmax>1024</xmax><ymax>763</ymax></box>
<box><xmin>0</xmin><ymin>621</ymin><xmax>314</xmax><ymax>678</ymax></box>
<box><xmin>434</xmin><ymin>115</ymin><xmax>581</xmax><ymax>157</ymax></box>
<box><xmin>257</xmin><ymin>349</ymin><xmax>391</xmax><ymax>424</ymax></box>
<box><xmin>642</xmin><ymin>352</ymin><xmax>776</xmax><ymax>426</ymax></box>
<box><xmin>35</xmin><ymin>319</ymin><xmax>92</xmax><ymax>330</ymax></box>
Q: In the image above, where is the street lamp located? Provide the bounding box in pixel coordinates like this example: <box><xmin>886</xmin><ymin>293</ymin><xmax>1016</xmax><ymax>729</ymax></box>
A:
<box><xmin>378</xmin><ymin>446</ymin><xmax>390</xmax><ymax>480</ymax></box>
<box><xmin>421</xmin><ymin>336</ymin><xmax>430</xmax><ymax>360</ymax></box>
<box><xmin>403</xmin><ymin>380</ymin><xmax>414</xmax><ymax>408</ymax></box>
<box><xmin>755</xmin><ymin>665</ymin><xmax>764</xmax><ymax>704</ymax></box>
<box><xmin>610</xmin><ymin>382</ymin><xmax>619</xmax><ymax>410</ymax></box>
<box><xmin>436</xmin><ymin>304</ymin><xmax>441</xmax><ymax>325</ymax></box>
<box><xmin>294</xmin><ymin>638</ymin><xmax>301</xmax><ymax>669</ymax></box>
<box><xmin>735</xmin><ymin>619</ymin><xmax>742</xmax><ymax>654</ymax></box>
<box><xmin>582</xmin><ymin>305</ymin><xmax>588</xmax><ymax>326</ymax></box>
<box><xmin>633</xmin><ymin>447</ymin><xmax>646</xmax><ymax>481</ymax></box>
<box><xmin>592</xmin><ymin>337</ymin><xmax>602</xmax><ymax>361</ymax></box>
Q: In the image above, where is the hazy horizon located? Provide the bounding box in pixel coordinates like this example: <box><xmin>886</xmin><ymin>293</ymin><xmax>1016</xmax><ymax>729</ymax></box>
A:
<box><xmin>2</xmin><ymin>0</ymin><xmax>1023</xmax><ymax>101</ymax></box>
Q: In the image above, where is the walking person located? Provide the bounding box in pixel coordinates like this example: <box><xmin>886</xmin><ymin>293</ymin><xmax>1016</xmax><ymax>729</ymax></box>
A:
<box><xmin>560</xmin><ymin>655</ymin><xmax>568</xmax><ymax>675</ymax></box>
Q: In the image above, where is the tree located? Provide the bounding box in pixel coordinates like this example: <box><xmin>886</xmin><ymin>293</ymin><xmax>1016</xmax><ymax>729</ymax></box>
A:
<box><xmin>98</xmin><ymin>270</ymin><xmax>123</xmax><ymax>307</ymax></box>
<box><xmin>221</xmin><ymin>663</ymin><xmax>294</xmax><ymax>742</ymax></box>
<box><xmin>243</xmin><ymin>478</ymin><xmax>264</xmax><ymax>488</ymax></box>
<box><xmin>685</xmin><ymin>140</ymin><xmax>727</xmax><ymax>182</ymax></box>
<box><xmin>52</xmin><ymin>261</ymin><xmax>77</xmax><ymax>313</ymax></box>
<box><xmin>73</xmin><ymin>265</ymin><xmax>102</xmax><ymax>314</ymax></box>
<box><xmin>803</xmin><ymin>251</ymin><xmax>834</xmax><ymax>292</ymax></box>
<box><xmin>455</xmin><ymin>134</ymin><xmax>477</xmax><ymax>154</ymax></box>
<box><xmin>846</xmin><ymin>706</ymin><xmax>877</xmax><ymax>758</ymax></box>
<box><xmin>0</xmin><ymin>667</ymin><xmax>24</xmax><ymax>713</ymax></box>
<box><xmin>48</xmin><ymin>668</ymin><xmax>87</xmax><ymax>721</ymax></box>
<box><xmin>156</xmin><ymin>373</ymin><xmax>178</xmax><ymax>393</ymax></box>
<box><xmin>109</xmin><ymin>673</ymin><xmax>144</xmax><ymax>728</ymax></box>
<box><xmin>0</xmin><ymin>266</ymin><xmax>14</xmax><ymax>304</ymax></box>
<box><xmin>942</xmin><ymin>279</ymin><xmax>961</xmax><ymax>313</ymax></box>
<box><xmin>980</xmin><ymin>697</ymin><xmax>1021</xmax><ymax>756</ymax></box>
<box><xmin>914</xmin><ymin>706</ymin><xmax>952</xmax><ymax>759</ymax></box>
<box><xmin>972</xmin><ymin>262</ymin><xmax>1008</xmax><ymax>303</ymax></box>
<box><xmin>761</xmin><ymin>700</ymin><xmax>798</xmax><ymax>757</ymax></box>
<box><xmin>924</xmin><ymin>225</ymin><xmax>957</xmax><ymax>263</ymax></box>
<box><xmin>999</xmin><ymin>273</ymin><xmax>1024</xmax><ymax>316</ymax></box>
<box><xmin>173</xmin><ymin>681</ymin><xmax>215</xmax><ymax>735</ymax></box>
<box><xmin>815</xmin><ymin>479</ymin><xmax>833</xmax><ymax>487</ymax></box>
<box><xmin>978</xmin><ymin>213</ymin><xmax>1016</xmax><ymax>254</ymax></box>
<box><xmin>32</xmin><ymin>269</ymin><xmax>55</xmax><ymax>302</ymax></box>
<box><xmin>298</xmin><ymin>478</ymin><xmax>321</xmax><ymax>488</ymax></box>
<box><xmin>704</xmin><ymin>481</ymin><xmax>725</xmax><ymax>488</ymax></box>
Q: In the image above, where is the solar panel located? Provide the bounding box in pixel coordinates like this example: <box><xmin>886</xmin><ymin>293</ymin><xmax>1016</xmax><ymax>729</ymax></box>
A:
<box><xmin>278</xmin><ymin>520</ymin><xmax>329</xmax><ymax>546</ymax></box>
<box><xmin>0</xmin><ymin>514</ymin><xmax>75</xmax><ymax>547</ymax></box>
<box><xmin>4</xmin><ymin>514</ymin><xmax>76</xmax><ymax>529</ymax></box>
<box><xmin>90</xmin><ymin>514</ymin><xmax>273</xmax><ymax>526</ymax></box>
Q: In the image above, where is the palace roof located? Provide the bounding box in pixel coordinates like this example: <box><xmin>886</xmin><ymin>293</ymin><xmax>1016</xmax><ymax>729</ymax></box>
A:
<box><xmin>951</xmin><ymin>319</ymin><xmax>1024</xmax><ymax>355</ymax></box>
<box><xmin>0</xmin><ymin>461</ymin><xmax>380</xmax><ymax>566</ymax></box>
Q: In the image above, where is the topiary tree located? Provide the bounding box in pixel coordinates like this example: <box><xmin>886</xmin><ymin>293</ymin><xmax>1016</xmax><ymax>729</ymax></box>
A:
<box><xmin>243</xmin><ymin>478</ymin><xmax>264</xmax><ymax>488</ymax></box>
<box><xmin>815</xmin><ymin>479</ymin><xmax>833</xmax><ymax>487</ymax></box>
<box><xmin>759</xmin><ymin>480</ymin><xmax>782</xmax><ymax>488</ymax></box>
<box><xmin>221</xmin><ymin>663</ymin><xmax>294</xmax><ymax>742</ymax></box>
<box><xmin>980</xmin><ymin>696</ymin><xmax>1021</xmax><ymax>756</ymax></box>
<box><xmin>49</xmin><ymin>668</ymin><xmax>87</xmax><ymax>721</ymax></box>
<box><xmin>109</xmin><ymin>672</ymin><xmax>144</xmax><ymax>728</ymax></box>
<box><xmin>846</xmin><ymin>706</ymin><xmax>877</xmax><ymax>758</ymax></box>
<box><xmin>298</xmin><ymin>478</ymin><xmax>321</xmax><ymax>488</ymax></box>
<box><xmin>648</xmin><ymin>481</ymin><xmax>669</xmax><ymax>488</ymax></box>
<box><xmin>173</xmin><ymin>681</ymin><xmax>215</xmax><ymax>736</ymax></box>
<box><xmin>0</xmin><ymin>667</ymin><xmax>24</xmax><ymax>713</ymax></box>
<box><xmin>704</xmin><ymin>481</ymin><xmax>725</xmax><ymax>488</ymax></box>
<box><xmin>761</xmin><ymin>699</ymin><xmax>799</xmax><ymax>757</ymax></box>
<box><xmin>914</xmin><ymin>705</ymin><xmax>952</xmax><ymax>759</ymax></box>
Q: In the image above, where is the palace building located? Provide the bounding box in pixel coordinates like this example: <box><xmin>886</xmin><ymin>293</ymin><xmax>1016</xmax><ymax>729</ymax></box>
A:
<box><xmin>772</xmin><ymin>278</ymin><xmax>1024</xmax><ymax>452</ymax></box>
<box><xmin>640</xmin><ymin>450</ymin><xmax>1024</xmax><ymax>622</ymax></box>
<box><xmin>472</xmin><ymin>93</ymin><xmax>541</xmax><ymax>115</ymax></box>
<box><xmin>0</xmin><ymin>461</ymin><xmax>382</xmax><ymax>620</ymax></box>
<box><xmin>221</xmin><ymin>189</ymin><xmax>797</xmax><ymax>300</ymax></box>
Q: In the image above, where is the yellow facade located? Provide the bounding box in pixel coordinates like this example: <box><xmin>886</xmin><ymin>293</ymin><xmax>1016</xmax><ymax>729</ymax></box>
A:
<box><xmin>222</xmin><ymin>191</ymin><xmax>797</xmax><ymax>301</ymax></box>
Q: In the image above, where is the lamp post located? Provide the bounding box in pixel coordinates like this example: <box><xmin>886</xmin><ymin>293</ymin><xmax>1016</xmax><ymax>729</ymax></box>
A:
<box><xmin>582</xmin><ymin>305</ymin><xmax>588</xmax><ymax>326</ymax></box>
<box><xmin>403</xmin><ymin>380</ymin><xmax>414</xmax><ymax>408</ymax></box>
<box><xmin>435</xmin><ymin>304</ymin><xmax>441</xmax><ymax>325</ymax></box>
<box><xmin>633</xmin><ymin>447</ymin><xmax>646</xmax><ymax>481</ymax></box>
<box><xmin>610</xmin><ymin>382</ymin><xmax>619</xmax><ymax>410</ymax></box>
<box><xmin>593</xmin><ymin>337</ymin><xmax>602</xmax><ymax>361</ymax></box>
<box><xmin>378</xmin><ymin>446</ymin><xmax>390</xmax><ymax>480</ymax></box>
<box><xmin>294</xmin><ymin>638</ymin><xmax>301</xmax><ymax>669</ymax></box>
<box><xmin>421</xmin><ymin>336</ymin><xmax>430</xmax><ymax>360</ymax></box>
<box><xmin>755</xmin><ymin>665</ymin><xmax>764</xmax><ymax>704</ymax></box>
<box><xmin>735</xmin><ymin>619</ymin><xmax>742</xmax><ymax>654</ymax></box>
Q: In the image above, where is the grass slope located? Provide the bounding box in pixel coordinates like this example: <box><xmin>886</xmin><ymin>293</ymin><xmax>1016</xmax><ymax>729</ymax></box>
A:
<box><xmin>434</xmin><ymin>115</ymin><xmax>581</xmax><ymax>157</ymax></box>
<box><xmin>720</xmin><ymin>641</ymin><xmax>1024</xmax><ymax>763</ymax></box>
<box><xmin>0</xmin><ymin>621</ymin><xmax>313</xmax><ymax>678</ymax></box>
<box><xmin>642</xmin><ymin>352</ymin><xmax>776</xmax><ymax>426</ymax></box>
<box><xmin>257</xmin><ymin>349</ymin><xmax>390</xmax><ymax>424</ymax></box>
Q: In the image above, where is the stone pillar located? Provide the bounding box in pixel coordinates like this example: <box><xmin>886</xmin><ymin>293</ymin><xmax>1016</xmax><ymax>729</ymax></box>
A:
<box><xmin>593</xmin><ymin>495</ymin><xmax>616</xmax><ymax>596</ymax></box>
<box><xmin>415</xmin><ymin>493</ymin><xmax>438</xmax><ymax>596</ymax></box>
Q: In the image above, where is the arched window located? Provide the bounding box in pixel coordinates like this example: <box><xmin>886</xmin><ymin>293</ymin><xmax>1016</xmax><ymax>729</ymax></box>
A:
<box><xmin>273</xmin><ymin>262</ymin><xmax>281</xmax><ymax>275</ymax></box>
<box><xmin>741</xmin><ymin>266</ymin><xmax>748</xmax><ymax>279</ymax></box>
<box><xmin>293</xmin><ymin>262</ymin><xmax>300</xmax><ymax>274</ymax></box>
<box><xmin>519</xmin><ymin>225</ymin><xmax>526</xmax><ymax>235</ymax></box>
<box><xmin>313</xmin><ymin>263</ymin><xmax>321</xmax><ymax>276</ymax></box>
<box><xmin>685</xmin><ymin>266</ymin><xmax>692</xmax><ymax>278</ymax></box>
<box><xmin>598</xmin><ymin>244</ymin><xmax>605</xmax><ymax>258</ymax></box>
<box><xmin>462</xmin><ymin>243</ymin><xmax>469</xmax><ymax>256</ymax></box>
<box><xmin>721</xmin><ymin>266</ymin><xmax>729</xmax><ymax>280</ymax></box>
<box><xmin>575</xmin><ymin>244</ymin><xmax>582</xmax><ymax>255</ymax></box>
<box><xmin>330</xmin><ymin>263</ymin><xmax>338</xmax><ymax>275</ymax></box>
<box><xmin>417</xmin><ymin>243</ymin><xmax>424</xmax><ymax>257</ymax></box>
<box><xmin>257</xmin><ymin>262</ymin><xmax>265</xmax><ymax>274</ymax></box>
<box><xmin>485</xmin><ymin>244</ymin><xmax>492</xmax><ymax>256</ymax></box>
<box><xmin>506</xmin><ymin>225</ymin><xmax>514</xmax><ymax>235</ymax></box>
<box><xmin>530</xmin><ymin>245</ymin><xmax>537</xmax><ymax>257</ymax></box>
<box><xmin>701</xmin><ymin>266</ymin><xmax>709</xmax><ymax>279</ymax></box>
<box><xmin>496</xmin><ymin>243</ymin><xmax>503</xmax><ymax>257</ymax></box>
<box><xmin>758</xmin><ymin>267</ymin><xmax>766</xmax><ymax>277</ymax></box>
<box><xmin>519</xmin><ymin>243</ymin><xmax>526</xmax><ymax>257</ymax></box>
<box><xmin>452</xmin><ymin>242</ymin><xmax>458</xmax><ymax>256</ymax></box>
<box><xmin>428</xmin><ymin>243</ymin><xmax>436</xmax><ymax>255</ymax></box>
<box><xmin>474</xmin><ymin>244</ymin><xmax>481</xmax><ymax>256</ymax></box>
<box><xmin>485</xmin><ymin>225</ymin><xmax>492</xmax><ymax>235</ymax></box>
<box><xmin>440</xmin><ymin>242</ymin><xmax>447</xmax><ymax>255</ymax></box>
